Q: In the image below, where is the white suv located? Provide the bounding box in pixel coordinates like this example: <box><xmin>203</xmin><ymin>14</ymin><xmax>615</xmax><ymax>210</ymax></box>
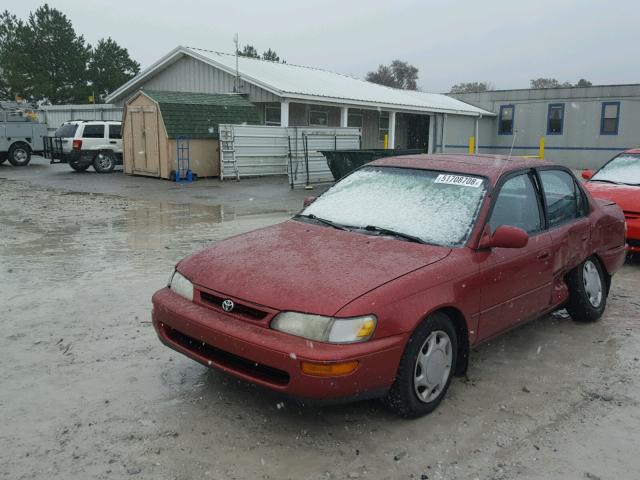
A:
<box><xmin>54</xmin><ymin>120</ymin><xmax>123</xmax><ymax>173</ymax></box>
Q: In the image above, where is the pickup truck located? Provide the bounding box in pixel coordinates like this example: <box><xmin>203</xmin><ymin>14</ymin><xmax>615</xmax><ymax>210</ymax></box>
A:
<box><xmin>0</xmin><ymin>110</ymin><xmax>47</xmax><ymax>166</ymax></box>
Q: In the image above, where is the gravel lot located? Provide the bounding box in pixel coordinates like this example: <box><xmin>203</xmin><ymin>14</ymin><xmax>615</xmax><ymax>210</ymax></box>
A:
<box><xmin>1</xmin><ymin>162</ymin><xmax>639</xmax><ymax>480</ymax></box>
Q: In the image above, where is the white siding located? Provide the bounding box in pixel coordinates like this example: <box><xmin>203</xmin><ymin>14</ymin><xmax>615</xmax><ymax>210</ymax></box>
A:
<box><xmin>118</xmin><ymin>56</ymin><xmax>279</xmax><ymax>106</ymax></box>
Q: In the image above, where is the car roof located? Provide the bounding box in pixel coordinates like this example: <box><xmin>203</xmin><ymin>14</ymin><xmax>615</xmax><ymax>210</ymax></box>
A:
<box><xmin>64</xmin><ymin>120</ymin><xmax>121</xmax><ymax>124</ymax></box>
<box><xmin>371</xmin><ymin>153</ymin><xmax>557</xmax><ymax>183</ymax></box>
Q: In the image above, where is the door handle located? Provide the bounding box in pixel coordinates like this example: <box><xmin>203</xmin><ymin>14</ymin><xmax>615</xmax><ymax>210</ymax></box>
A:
<box><xmin>109</xmin><ymin>140</ymin><xmax>117</xmax><ymax>144</ymax></box>
<box><xmin>537</xmin><ymin>250</ymin><xmax>550</xmax><ymax>260</ymax></box>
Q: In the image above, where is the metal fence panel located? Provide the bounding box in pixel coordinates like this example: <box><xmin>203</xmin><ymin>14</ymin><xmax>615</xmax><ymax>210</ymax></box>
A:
<box><xmin>289</xmin><ymin>127</ymin><xmax>361</xmax><ymax>188</ymax></box>
<box><xmin>219</xmin><ymin>125</ymin><xmax>361</xmax><ymax>187</ymax></box>
<box><xmin>219</xmin><ymin>124</ymin><xmax>290</xmax><ymax>178</ymax></box>
<box><xmin>37</xmin><ymin>105</ymin><xmax>124</xmax><ymax>134</ymax></box>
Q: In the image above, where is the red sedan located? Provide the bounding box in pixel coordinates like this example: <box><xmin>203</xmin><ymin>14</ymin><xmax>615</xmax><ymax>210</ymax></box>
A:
<box><xmin>582</xmin><ymin>148</ymin><xmax>640</xmax><ymax>253</ymax></box>
<box><xmin>152</xmin><ymin>154</ymin><xmax>626</xmax><ymax>417</ymax></box>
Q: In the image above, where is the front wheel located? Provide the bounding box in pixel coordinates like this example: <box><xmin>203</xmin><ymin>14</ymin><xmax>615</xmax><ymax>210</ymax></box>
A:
<box><xmin>383</xmin><ymin>311</ymin><xmax>457</xmax><ymax>418</ymax></box>
<box><xmin>566</xmin><ymin>257</ymin><xmax>607</xmax><ymax>323</ymax></box>
<box><xmin>8</xmin><ymin>143</ymin><xmax>31</xmax><ymax>166</ymax></box>
<box><xmin>93</xmin><ymin>151</ymin><xmax>116</xmax><ymax>173</ymax></box>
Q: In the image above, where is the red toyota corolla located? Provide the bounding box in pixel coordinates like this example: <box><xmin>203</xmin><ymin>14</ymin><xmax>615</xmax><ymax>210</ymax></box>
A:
<box><xmin>582</xmin><ymin>148</ymin><xmax>640</xmax><ymax>253</ymax></box>
<box><xmin>152</xmin><ymin>154</ymin><xmax>626</xmax><ymax>417</ymax></box>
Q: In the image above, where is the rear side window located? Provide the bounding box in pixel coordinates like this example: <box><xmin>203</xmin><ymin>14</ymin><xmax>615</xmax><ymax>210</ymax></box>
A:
<box><xmin>489</xmin><ymin>173</ymin><xmax>542</xmax><ymax>234</ymax></box>
<box><xmin>109</xmin><ymin>124</ymin><xmax>122</xmax><ymax>139</ymax></box>
<box><xmin>55</xmin><ymin>123</ymin><xmax>78</xmax><ymax>137</ymax></box>
<box><xmin>539</xmin><ymin>170</ymin><xmax>585</xmax><ymax>227</ymax></box>
<box><xmin>82</xmin><ymin>125</ymin><xmax>105</xmax><ymax>138</ymax></box>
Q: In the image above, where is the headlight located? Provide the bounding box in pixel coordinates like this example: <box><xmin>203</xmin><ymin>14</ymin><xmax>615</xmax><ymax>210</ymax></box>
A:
<box><xmin>271</xmin><ymin>312</ymin><xmax>376</xmax><ymax>343</ymax></box>
<box><xmin>169</xmin><ymin>271</ymin><xmax>193</xmax><ymax>301</ymax></box>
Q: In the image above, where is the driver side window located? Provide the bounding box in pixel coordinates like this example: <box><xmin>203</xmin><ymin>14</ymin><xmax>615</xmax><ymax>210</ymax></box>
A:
<box><xmin>489</xmin><ymin>173</ymin><xmax>542</xmax><ymax>234</ymax></box>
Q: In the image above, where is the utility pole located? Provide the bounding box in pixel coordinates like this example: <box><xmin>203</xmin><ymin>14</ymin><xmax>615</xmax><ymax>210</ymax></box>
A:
<box><xmin>233</xmin><ymin>33</ymin><xmax>239</xmax><ymax>93</ymax></box>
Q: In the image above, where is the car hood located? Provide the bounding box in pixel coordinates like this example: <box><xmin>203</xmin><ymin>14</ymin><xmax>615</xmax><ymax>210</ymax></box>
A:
<box><xmin>178</xmin><ymin>220</ymin><xmax>451</xmax><ymax>316</ymax></box>
<box><xmin>585</xmin><ymin>182</ymin><xmax>640</xmax><ymax>213</ymax></box>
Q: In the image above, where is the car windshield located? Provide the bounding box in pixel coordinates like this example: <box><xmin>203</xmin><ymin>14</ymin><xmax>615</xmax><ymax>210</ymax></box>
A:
<box><xmin>300</xmin><ymin>166</ymin><xmax>488</xmax><ymax>247</ymax></box>
<box><xmin>591</xmin><ymin>154</ymin><xmax>640</xmax><ymax>185</ymax></box>
<box><xmin>55</xmin><ymin>123</ymin><xmax>78</xmax><ymax>137</ymax></box>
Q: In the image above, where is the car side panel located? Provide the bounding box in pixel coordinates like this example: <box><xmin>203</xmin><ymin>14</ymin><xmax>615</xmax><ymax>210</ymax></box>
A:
<box><xmin>590</xmin><ymin>200</ymin><xmax>627</xmax><ymax>274</ymax></box>
<box><xmin>475</xmin><ymin>232</ymin><xmax>554</xmax><ymax>342</ymax></box>
<box><xmin>546</xmin><ymin>217</ymin><xmax>592</xmax><ymax>281</ymax></box>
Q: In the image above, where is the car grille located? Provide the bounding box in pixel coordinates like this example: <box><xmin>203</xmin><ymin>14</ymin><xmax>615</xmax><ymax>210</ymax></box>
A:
<box><xmin>628</xmin><ymin>239</ymin><xmax>640</xmax><ymax>247</ymax></box>
<box><xmin>199</xmin><ymin>290</ymin><xmax>269</xmax><ymax>320</ymax></box>
<box><xmin>624</xmin><ymin>211</ymin><xmax>640</xmax><ymax>220</ymax></box>
<box><xmin>164</xmin><ymin>326</ymin><xmax>290</xmax><ymax>385</ymax></box>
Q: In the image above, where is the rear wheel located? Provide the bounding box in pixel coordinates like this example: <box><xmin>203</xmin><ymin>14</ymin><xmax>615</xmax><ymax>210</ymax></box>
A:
<box><xmin>383</xmin><ymin>311</ymin><xmax>457</xmax><ymax>418</ymax></box>
<box><xmin>69</xmin><ymin>161</ymin><xmax>90</xmax><ymax>172</ymax></box>
<box><xmin>8</xmin><ymin>143</ymin><xmax>31</xmax><ymax>166</ymax></box>
<box><xmin>566</xmin><ymin>257</ymin><xmax>607</xmax><ymax>322</ymax></box>
<box><xmin>93</xmin><ymin>151</ymin><xmax>116</xmax><ymax>173</ymax></box>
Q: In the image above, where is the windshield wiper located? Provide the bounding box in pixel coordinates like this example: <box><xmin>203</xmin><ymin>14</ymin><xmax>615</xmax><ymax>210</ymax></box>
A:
<box><xmin>361</xmin><ymin>225</ymin><xmax>427</xmax><ymax>244</ymax></box>
<box><xmin>295</xmin><ymin>214</ymin><xmax>348</xmax><ymax>231</ymax></box>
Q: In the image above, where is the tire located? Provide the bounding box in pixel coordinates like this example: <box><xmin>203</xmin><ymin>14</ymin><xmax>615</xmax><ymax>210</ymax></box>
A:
<box><xmin>93</xmin><ymin>151</ymin><xmax>116</xmax><ymax>173</ymax></box>
<box><xmin>0</xmin><ymin>154</ymin><xmax>7</xmax><ymax>164</ymax></box>
<box><xmin>8</xmin><ymin>143</ymin><xmax>31</xmax><ymax>166</ymax></box>
<box><xmin>565</xmin><ymin>257</ymin><xmax>607</xmax><ymax>323</ymax></box>
<box><xmin>383</xmin><ymin>311</ymin><xmax>457</xmax><ymax>418</ymax></box>
<box><xmin>69</xmin><ymin>161</ymin><xmax>90</xmax><ymax>172</ymax></box>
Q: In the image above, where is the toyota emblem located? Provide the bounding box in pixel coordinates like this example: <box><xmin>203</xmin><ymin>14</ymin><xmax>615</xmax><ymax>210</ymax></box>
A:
<box><xmin>221</xmin><ymin>299</ymin><xmax>235</xmax><ymax>312</ymax></box>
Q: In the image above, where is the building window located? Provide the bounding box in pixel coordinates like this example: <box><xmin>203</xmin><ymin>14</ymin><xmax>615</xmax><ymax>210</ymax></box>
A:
<box><xmin>547</xmin><ymin>103</ymin><xmax>565</xmax><ymax>135</ymax></box>
<box><xmin>498</xmin><ymin>105</ymin><xmax>514</xmax><ymax>135</ymax></box>
<box><xmin>265</xmin><ymin>106</ymin><xmax>281</xmax><ymax>126</ymax></box>
<box><xmin>347</xmin><ymin>112</ymin><xmax>362</xmax><ymax>128</ymax></box>
<box><xmin>309</xmin><ymin>110</ymin><xmax>329</xmax><ymax>126</ymax></box>
<box><xmin>379</xmin><ymin>112</ymin><xmax>389</xmax><ymax>141</ymax></box>
<box><xmin>600</xmin><ymin>102</ymin><xmax>620</xmax><ymax>135</ymax></box>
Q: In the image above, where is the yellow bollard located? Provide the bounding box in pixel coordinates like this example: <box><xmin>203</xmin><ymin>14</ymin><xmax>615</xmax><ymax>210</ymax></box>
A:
<box><xmin>383</xmin><ymin>133</ymin><xmax>389</xmax><ymax>150</ymax></box>
<box><xmin>469</xmin><ymin>136</ymin><xmax>475</xmax><ymax>155</ymax></box>
<box><xmin>539</xmin><ymin>137</ymin><xmax>545</xmax><ymax>160</ymax></box>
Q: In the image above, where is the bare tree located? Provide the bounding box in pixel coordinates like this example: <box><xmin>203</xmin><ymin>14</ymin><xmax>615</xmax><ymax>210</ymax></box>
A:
<box><xmin>449</xmin><ymin>81</ymin><xmax>494</xmax><ymax>94</ymax></box>
<box><xmin>366</xmin><ymin>60</ymin><xmax>419</xmax><ymax>90</ymax></box>
<box><xmin>530</xmin><ymin>78</ymin><xmax>572</xmax><ymax>89</ymax></box>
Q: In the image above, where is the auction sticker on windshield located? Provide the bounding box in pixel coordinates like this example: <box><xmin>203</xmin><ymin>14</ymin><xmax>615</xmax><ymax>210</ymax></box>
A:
<box><xmin>435</xmin><ymin>174</ymin><xmax>483</xmax><ymax>188</ymax></box>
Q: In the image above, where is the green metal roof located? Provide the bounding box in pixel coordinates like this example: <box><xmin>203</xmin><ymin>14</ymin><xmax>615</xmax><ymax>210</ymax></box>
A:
<box><xmin>142</xmin><ymin>90</ymin><xmax>260</xmax><ymax>139</ymax></box>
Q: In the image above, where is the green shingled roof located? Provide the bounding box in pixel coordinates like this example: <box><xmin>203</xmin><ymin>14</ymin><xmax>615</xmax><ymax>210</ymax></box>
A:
<box><xmin>142</xmin><ymin>90</ymin><xmax>260</xmax><ymax>139</ymax></box>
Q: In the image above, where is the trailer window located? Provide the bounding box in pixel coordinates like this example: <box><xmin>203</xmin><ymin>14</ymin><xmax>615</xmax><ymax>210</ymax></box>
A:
<box><xmin>55</xmin><ymin>124</ymin><xmax>78</xmax><ymax>137</ymax></box>
<box><xmin>82</xmin><ymin>125</ymin><xmax>105</xmax><ymax>138</ymax></box>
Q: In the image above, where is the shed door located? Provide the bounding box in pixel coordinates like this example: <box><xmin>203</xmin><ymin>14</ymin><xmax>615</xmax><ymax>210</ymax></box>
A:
<box><xmin>129</xmin><ymin>106</ymin><xmax>160</xmax><ymax>176</ymax></box>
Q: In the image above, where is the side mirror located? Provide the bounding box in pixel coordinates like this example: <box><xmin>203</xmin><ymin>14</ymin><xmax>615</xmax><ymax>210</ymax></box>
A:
<box><xmin>303</xmin><ymin>196</ymin><xmax>317</xmax><ymax>208</ymax></box>
<box><xmin>479</xmin><ymin>225</ymin><xmax>529</xmax><ymax>249</ymax></box>
<box><xmin>581</xmin><ymin>169</ymin><xmax>594</xmax><ymax>180</ymax></box>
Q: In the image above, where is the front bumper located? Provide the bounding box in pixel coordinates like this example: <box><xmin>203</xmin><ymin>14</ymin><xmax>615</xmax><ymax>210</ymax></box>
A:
<box><xmin>152</xmin><ymin>288</ymin><xmax>406</xmax><ymax>401</ymax></box>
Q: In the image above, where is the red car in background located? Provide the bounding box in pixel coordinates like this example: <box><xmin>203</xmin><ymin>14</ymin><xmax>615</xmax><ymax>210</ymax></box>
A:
<box><xmin>152</xmin><ymin>155</ymin><xmax>626</xmax><ymax>418</ymax></box>
<box><xmin>582</xmin><ymin>149</ymin><xmax>640</xmax><ymax>253</ymax></box>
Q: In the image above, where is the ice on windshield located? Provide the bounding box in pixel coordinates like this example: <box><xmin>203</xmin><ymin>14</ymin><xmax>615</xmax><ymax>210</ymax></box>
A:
<box><xmin>303</xmin><ymin>167</ymin><xmax>487</xmax><ymax>246</ymax></box>
<box><xmin>592</xmin><ymin>154</ymin><xmax>640</xmax><ymax>185</ymax></box>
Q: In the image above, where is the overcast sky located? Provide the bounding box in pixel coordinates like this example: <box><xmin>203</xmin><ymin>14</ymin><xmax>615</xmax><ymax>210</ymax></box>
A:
<box><xmin>4</xmin><ymin>0</ymin><xmax>640</xmax><ymax>92</ymax></box>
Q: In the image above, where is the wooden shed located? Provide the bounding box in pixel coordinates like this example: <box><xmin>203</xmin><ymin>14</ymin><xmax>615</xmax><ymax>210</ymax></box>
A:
<box><xmin>122</xmin><ymin>90</ymin><xmax>259</xmax><ymax>179</ymax></box>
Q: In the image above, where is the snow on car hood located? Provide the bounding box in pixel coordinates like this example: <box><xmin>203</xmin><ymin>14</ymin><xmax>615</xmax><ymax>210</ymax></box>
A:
<box><xmin>178</xmin><ymin>220</ymin><xmax>451</xmax><ymax>316</ymax></box>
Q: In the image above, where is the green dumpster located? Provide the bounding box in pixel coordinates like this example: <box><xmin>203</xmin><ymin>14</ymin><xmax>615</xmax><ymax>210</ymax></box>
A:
<box><xmin>320</xmin><ymin>149</ymin><xmax>425</xmax><ymax>181</ymax></box>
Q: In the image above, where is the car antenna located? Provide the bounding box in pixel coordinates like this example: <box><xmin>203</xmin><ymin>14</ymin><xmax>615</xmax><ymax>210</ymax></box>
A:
<box><xmin>507</xmin><ymin>130</ymin><xmax>518</xmax><ymax>161</ymax></box>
